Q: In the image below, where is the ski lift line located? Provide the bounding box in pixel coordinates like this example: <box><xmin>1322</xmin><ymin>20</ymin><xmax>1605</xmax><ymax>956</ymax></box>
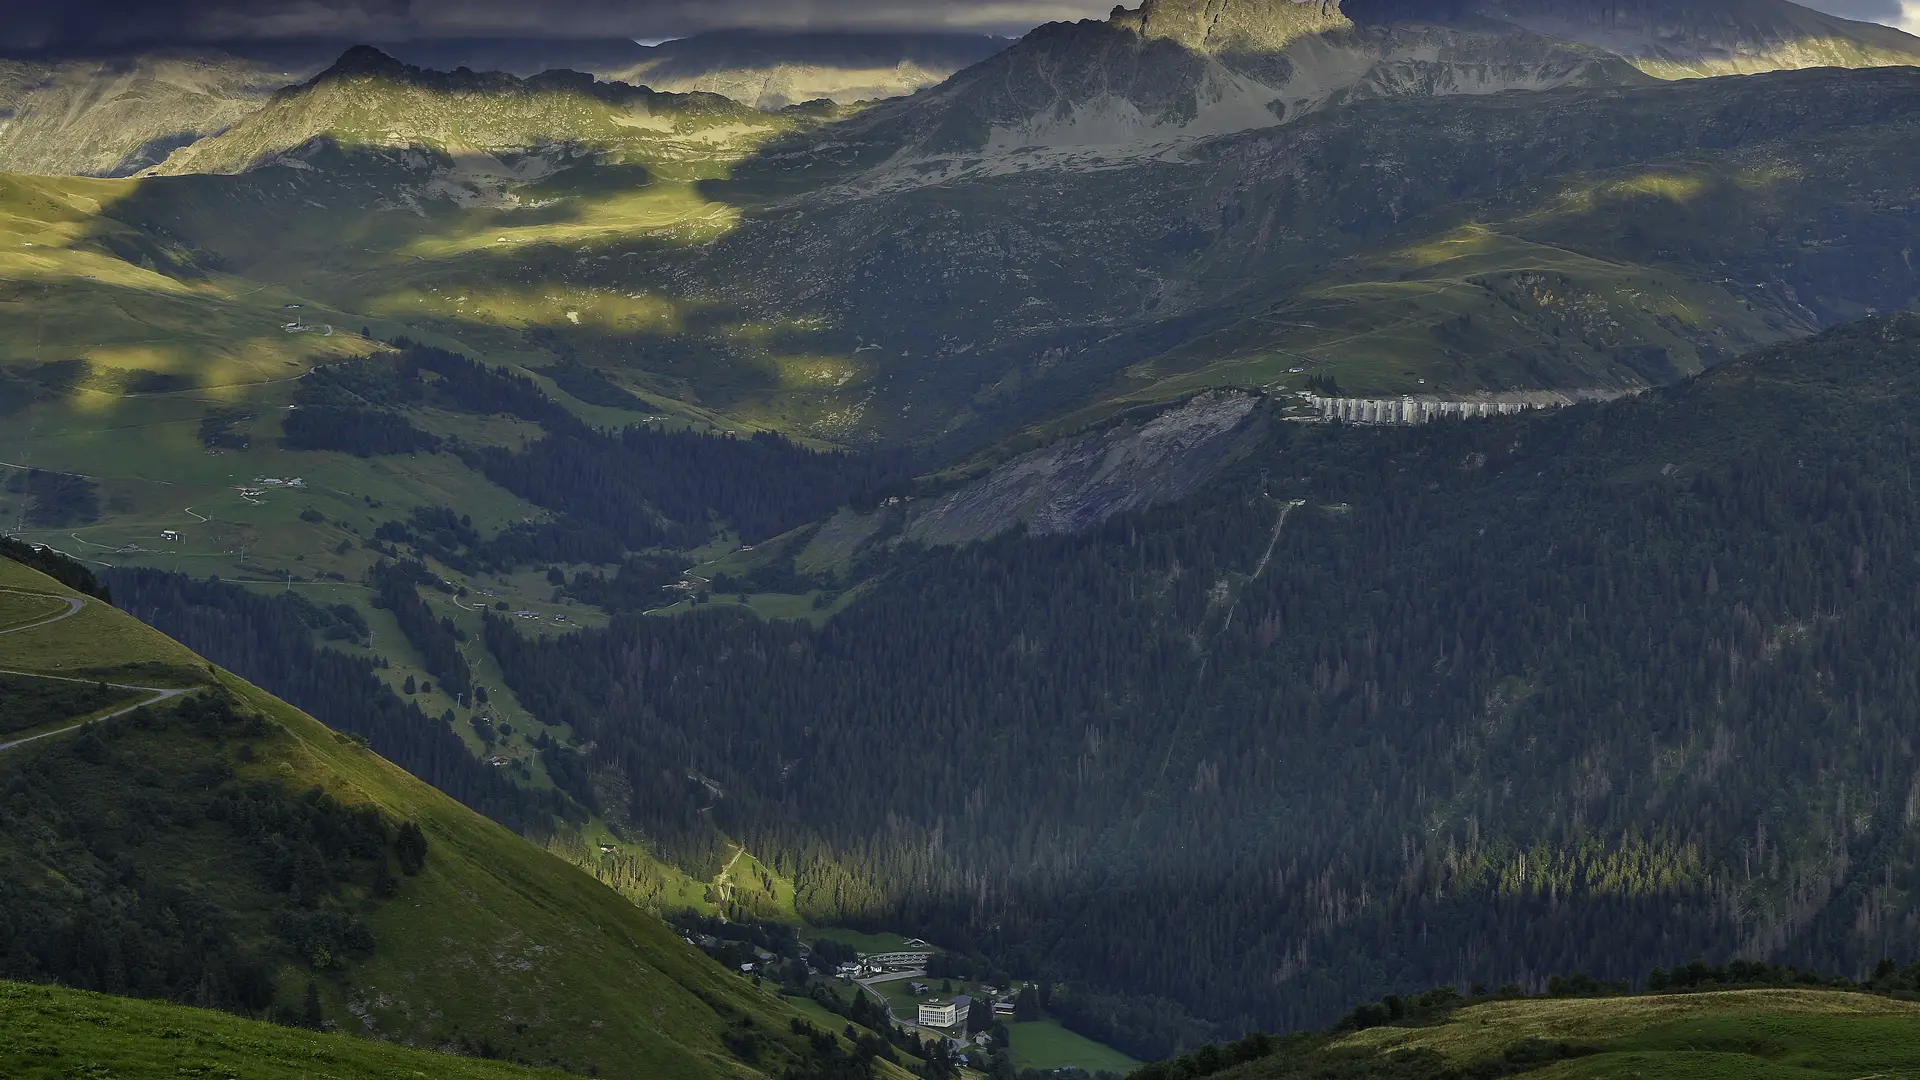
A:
<box><xmin>1156</xmin><ymin>498</ymin><xmax>1304</xmax><ymax>785</ymax></box>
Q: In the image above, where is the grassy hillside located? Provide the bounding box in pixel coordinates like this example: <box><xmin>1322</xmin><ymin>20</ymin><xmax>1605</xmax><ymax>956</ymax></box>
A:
<box><xmin>1151</xmin><ymin>988</ymin><xmax>1920</xmax><ymax>1080</ymax></box>
<box><xmin>0</xmin><ymin>979</ymin><xmax>563</xmax><ymax>1080</ymax></box>
<box><xmin>0</xmin><ymin>552</ymin><xmax>804</xmax><ymax>1078</ymax></box>
<box><xmin>1007</xmin><ymin>1021</ymin><xmax>1140</xmax><ymax>1074</ymax></box>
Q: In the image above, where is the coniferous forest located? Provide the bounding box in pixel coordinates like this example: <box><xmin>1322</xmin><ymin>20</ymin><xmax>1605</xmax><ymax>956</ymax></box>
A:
<box><xmin>478</xmin><ymin>317</ymin><xmax>1920</xmax><ymax>1037</ymax></box>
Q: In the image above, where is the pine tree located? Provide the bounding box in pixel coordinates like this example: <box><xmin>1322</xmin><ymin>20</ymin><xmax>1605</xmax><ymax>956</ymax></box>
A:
<box><xmin>303</xmin><ymin>979</ymin><xmax>324</xmax><ymax>1029</ymax></box>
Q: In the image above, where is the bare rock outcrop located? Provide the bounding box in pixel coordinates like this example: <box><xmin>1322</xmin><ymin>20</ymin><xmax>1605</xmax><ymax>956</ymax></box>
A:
<box><xmin>905</xmin><ymin>391</ymin><xmax>1263</xmax><ymax>546</ymax></box>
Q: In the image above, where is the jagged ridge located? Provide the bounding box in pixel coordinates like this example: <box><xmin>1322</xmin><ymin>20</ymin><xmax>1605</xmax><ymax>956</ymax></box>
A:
<box><xmin>793</xmin><ymin>0</ymin><xmax>1920</xmax><ymax>179</ymax></box>
<box><xmin>151</xmin><ymin>46</ymin><xmax>791</xmax><ymax>180</ymax></box>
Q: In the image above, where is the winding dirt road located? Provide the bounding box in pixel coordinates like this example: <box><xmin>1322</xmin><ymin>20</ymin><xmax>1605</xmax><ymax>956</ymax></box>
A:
<box><xmin>0</xmin><ymin>590</ymin><xmax>84</xmax><ymax>637</ymax></box>
<box><xmin>0</xmin><ymin>588</ymin><xmax>194</xmax><ymax>753</ymax></box>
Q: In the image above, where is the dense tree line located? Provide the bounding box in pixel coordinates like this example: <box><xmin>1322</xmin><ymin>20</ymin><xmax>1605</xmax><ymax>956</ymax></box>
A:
<box><xmin>399</xmin><ymin>340</ymin><xmax>572</xmax><ymax>424</ymax></box>
<box><xmin>382</xmin><ymin>339</ymin><xmax>905</xmax><ymax>545</ymax></box>
<box><xmin>281</xmin><ymin>358</ymin><xmax>443</xmax><ymax>456</ymax></box>
<box><xmin>484</xmin><ymin>317</ymin><xmax>1920</xmax><ymax>1041</ymax></box>
<box><xmin>108</xmin><ymin>569</ymin><xmax>575</xmax><ymax>834</ymax></box>
<box><xmin>540</xmin><ymin>361</ymin><xmax>658</xmax><ymax>411</ymax></box>
<box><xmin>370</xmin><ymin>506</ymin><xmax>628</xmax><ymax>576</ymax></box>
<box><xmin>0</xmin><ymin>674</ymin><xmax>140</xmax><ymax>737</ymax></box>
<box><xmin>369</xmin><ymin>559</ymin><xmax>472</xmax><ymax>698</ymax></box>
<box><xmin>564</xmin><ymin>553</ymin><xmax>687</xmax><ymax>614</ymax></box>
<box><xmin>282</xmin><ymin>404</ymin><xmax>442</xmax><ymax>456</ymax></box>
<box><xmin>475</xmin><ymin>425</ymin><xmax>908</xmax><ymax>547</ymax></box>
<box><xmin>710</xmin><ymin>552</ymin><xmax>824</xmax><ymax>597</ymax></box>
<box><xmin>1</xmin><ymin>535</ymin><xmax>110</xmax><ymax>600</ymax></box>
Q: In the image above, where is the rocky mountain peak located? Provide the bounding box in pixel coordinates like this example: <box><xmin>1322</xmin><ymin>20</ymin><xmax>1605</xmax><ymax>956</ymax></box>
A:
<box><xmin>319</xmin><ymin>44</ymin><xmax>414</xmax><ymax>81</ymax></box>
<box><xmin>1114</xmin><ymin>0</ymin><xmax>1355</xmax><ymax>52</ymax></box>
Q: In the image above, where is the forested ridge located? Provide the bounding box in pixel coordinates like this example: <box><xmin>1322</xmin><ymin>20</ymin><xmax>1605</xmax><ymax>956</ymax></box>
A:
<box><xmin>108</xmin><ymin>571</ymin><xmax>577</xmax><ymax>835</ymax></box>
<box><xmin>481</xmin><ymin>315</ymin><xmax>1920</xmax><ymax>1041</ymax></box>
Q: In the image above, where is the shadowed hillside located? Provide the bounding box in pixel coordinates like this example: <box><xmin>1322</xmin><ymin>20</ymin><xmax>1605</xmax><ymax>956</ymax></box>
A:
<box><xmin>0</xmin><ymin>549</ymin><xmax>806</xmax><ymax>1078</ymax></box>
<box><xmin>477</xmin><ymin>316</ymin><xmax>1920</xmax><ymax>1039</ymax></box>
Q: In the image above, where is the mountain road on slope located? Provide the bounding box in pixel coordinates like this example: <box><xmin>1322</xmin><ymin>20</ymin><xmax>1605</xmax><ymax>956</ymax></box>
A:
<box><xmin>0</xmin><ymin>589</ymin><xmax>84</xmax><ymax>637</ymax></box>
<box><xmin>0</xmin><ymin>588</ymin><xmax>198</xmax><ymax>753</ymax></box>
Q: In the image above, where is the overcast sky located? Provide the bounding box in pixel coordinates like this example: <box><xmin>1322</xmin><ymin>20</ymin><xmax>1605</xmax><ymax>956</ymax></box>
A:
<box><xmin>5</xmin><ymin>0</ymin><xmax>1917</xmax><ymax>51</ymax></box>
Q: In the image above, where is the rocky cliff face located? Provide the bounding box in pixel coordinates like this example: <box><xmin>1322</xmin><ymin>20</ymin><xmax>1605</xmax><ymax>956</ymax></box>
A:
<box><xmin>1481</xmin><ymin>0</ymin><xmax>1920</xmax><ymax>78</ymax></box>
<box><xmin>1479</xmin><ymin>0</ymin><xmax>1920</xmax><ymax>77</ymax></box>
<box><xmin>904</xmin><ymin>392</ymin><xmax>1265</xmax><ymax>546</ymax></box>
<box><xmin>604</xmin><ymin>31</ymin><xmax>1012</xmax><ymax>110</ymax></box>
<box><xmin>824</xmin><ymin>1</ymin><xmax>1643</xmax><ymax>180</ymax></box>
<box><xmin>1115</xmin><ymin>0</ymin><xmax>1357</xmax><ymax>51</ymax></box>
<box><xmin>0</xmin><ymin>51</ymin><xmax>312</xmax><ymax>176</ymax></box>
<box><xmin>0</xmin><ymin>33</ymin><xmax>1005</xmax><ymax>179</ymax></box>
<box><xmin>800</xmin><ymin>0</ymin><xmax>1918</xmax><ymax>185</ymax></box>
<box><xmin>149</xmin><ymin>48</ymin><xmax>788</xmax><ymax>182</ymax></box>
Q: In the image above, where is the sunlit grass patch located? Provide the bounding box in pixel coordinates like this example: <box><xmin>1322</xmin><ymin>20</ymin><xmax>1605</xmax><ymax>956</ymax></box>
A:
<box><xmin>1600</xmin><ymin>172</ymin><xmax>1709</xmax><ymax>203</ymax></box>
<box><xmin>0</xmin><ymin>981</ymin><xmax>569</xmax><ymax>1080</ymax></box>
<box><xmin>0</xmin><ymin>563</ymin><xmax>205</xmax><ymax>677</ymax></box>
<box><xmin>1337</xmin><ymin>990</ymin><xmax>1920</xmax><ymax>1063</ymax></box>
<box><xmin>369</xmin><ymin>281</ymin><xmax>683</xmax><ymax>334</ymax></box>
<box><xmin>1391</xmin><ymin>224</ymin><xmax>1505</xmax><ymax>270</ymax></box>
<box><xmin>398</xmin><ymin>182</ymin><xmax>743</xmax><ymax>258</ymax></box>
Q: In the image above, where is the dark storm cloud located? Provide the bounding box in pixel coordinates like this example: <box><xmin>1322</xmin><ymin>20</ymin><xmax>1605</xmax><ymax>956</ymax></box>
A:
<box><xmin>6</xmin><ymin>0</ymin><xmax>1915</xmax><ymax>51</ymax></box>
<box><xmin>1</xmin><ymin>0</ymin><xmax>1121</xmax><ymax>50</ymax></box>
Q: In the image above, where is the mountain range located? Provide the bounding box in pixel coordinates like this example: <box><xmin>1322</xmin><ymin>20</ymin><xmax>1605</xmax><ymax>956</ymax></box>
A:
<box><xmin>4</xmin><ymin>1</ymin><xmax>1917</xmax><ymax>178</ymax></box>
<box><xmin>0</xmin><ymin>31</ymin><xmax>1009</xmax><ymax>178</ymax></box>
<box><xmin>812</xmin><ymin>0</ymin><xmax>1920</xmax><ymax>174</ymax></box>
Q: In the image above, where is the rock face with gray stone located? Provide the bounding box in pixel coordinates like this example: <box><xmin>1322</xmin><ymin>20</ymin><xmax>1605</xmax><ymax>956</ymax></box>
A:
<box><xmin>0</xmin><ymin>50</ymin><xmax>313</xmax><ymax>176</ymax></box>
<box><xmin>603</xmin><ymin>30</ymin><xmax>1012</xmax><ymax>109</ymax></box>
<box><xmin>905</xmin><ymin>391</ymin><xmax>1263</xmax><ymax>547</ymax></box>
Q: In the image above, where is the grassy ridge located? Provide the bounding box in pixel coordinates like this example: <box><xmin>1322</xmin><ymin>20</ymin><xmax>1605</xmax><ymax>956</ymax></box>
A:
<box><xmin>0</xmin><ymin>556</ymin><xmax>797</xmax><ymax>1079</ymax></box>
<box><xmin>0</xmin><ymin>979</ymin><xmax>563</xmax><ymax>1080</ymax></box>
<box><xmin>0</xmin><ymin>556</ymin><xmax>209</xmax><ymax>678</ymax></box>
<box><xmin>1165</xmin><ymin>990</ymin><xmax>1920</xmax><ymax>1080</ymax></box>
<box><xmin>1379</xmin><ymin>991</ymin><xmax>1920</xmax><ymax>1078</ymax></box>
